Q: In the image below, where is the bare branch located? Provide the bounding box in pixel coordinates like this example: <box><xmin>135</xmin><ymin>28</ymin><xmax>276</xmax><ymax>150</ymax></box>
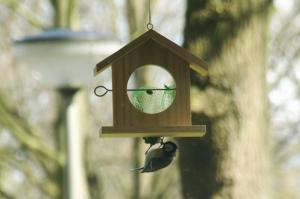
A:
<box><xmin>0</xmin><ymin>190</ymin><xmax>14</xmax><ymax>199</ymax></box>
<box><xmin>0</xmin><ymin>152</ymin><xmax>60</xmax><ymax>198</ymax></box>
<box><xmin>0</xmin><ymin>96</ymin><xmax>64</xmax><ymax>166</ymax></box>
<box><xmin>0</xmin><ymin>0</ymin><xmax>45</xmax><ymax>28</ymax></box>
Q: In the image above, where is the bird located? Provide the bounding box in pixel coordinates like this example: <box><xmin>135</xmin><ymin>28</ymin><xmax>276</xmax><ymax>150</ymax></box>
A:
<box><xmin>131</xmin><ymin>141</ymin><xmax>178</xmax><ymax>173</ymax></box>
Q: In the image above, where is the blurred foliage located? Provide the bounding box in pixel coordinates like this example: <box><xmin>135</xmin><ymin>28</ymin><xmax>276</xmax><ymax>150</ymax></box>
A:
<box><xmin>268</xmin><ymin>0</ymin><xmax>300</xmax><ymax>198</ymax></box>
<box><xmin>0</xmin><ymin>0</ymin><xmax>185</xmax><ymax>198</ymax></box>
<box><xmin>0</xmin><ymin>0</ymin><xmax>299</xmax><ymax>198</ymax></box>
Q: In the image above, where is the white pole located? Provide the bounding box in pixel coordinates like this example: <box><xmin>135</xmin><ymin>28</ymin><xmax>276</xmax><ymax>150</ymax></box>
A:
<box><xmin>67</xmin><ymin>93</ymin><xmax>90</xmax><ymax>199</ymax></box>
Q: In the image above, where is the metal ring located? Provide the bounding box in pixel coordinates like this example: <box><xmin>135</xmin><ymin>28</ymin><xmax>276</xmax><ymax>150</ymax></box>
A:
<box><xmin>94</xmin><ymin>85</ymin><xmax>109</xmax><ymax>97</ymax></box>
<box><xmin>147</xmin><ymin>23</ymin><xmax>153</xmax><ymax>30</ymax></box>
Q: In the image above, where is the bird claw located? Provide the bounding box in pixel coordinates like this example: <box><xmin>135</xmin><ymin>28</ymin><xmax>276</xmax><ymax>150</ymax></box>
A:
<box><xmin>143</xmin><ymin>137</ymin><xmax>164</xmax><ymax>154</ymax></box>
<box><xmin>145</xmin><ymin>144</ymin><xmax>153</xmax><ymax>154</ymax></box>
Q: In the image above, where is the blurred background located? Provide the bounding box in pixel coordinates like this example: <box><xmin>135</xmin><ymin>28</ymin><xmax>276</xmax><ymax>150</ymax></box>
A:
<box><xmin>0</xmin><ymin>0</ymin><xmax>299</xmax><ymax>198</ymax></box>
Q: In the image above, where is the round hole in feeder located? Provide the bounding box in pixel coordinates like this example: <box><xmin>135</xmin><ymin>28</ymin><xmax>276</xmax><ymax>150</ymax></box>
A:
<box><xmin>127</xmin><ymin>65</ymin><xmax>176</xmax><ymax>114</ymax></box>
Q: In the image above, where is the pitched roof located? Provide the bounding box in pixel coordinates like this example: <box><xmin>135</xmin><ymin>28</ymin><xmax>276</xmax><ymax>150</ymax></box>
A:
<box><xmin>94</xmin><ymin>29</ymin><xmax>208</xmax><ymax>76</ymax></box>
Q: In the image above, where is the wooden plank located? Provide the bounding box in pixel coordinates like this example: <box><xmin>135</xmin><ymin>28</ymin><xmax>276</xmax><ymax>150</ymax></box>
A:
<box><xmin>190</xmin><ymin>63</ymin><xmax>208</xmax><ymax>77</ymax></box>
<box><xmin>111</xmin><ymin>61</ymin><xmax>125</xmax><ymax>126</ymax></box>
<box><xmin>100</xmin><ymin>125</ymin><xmax>206</xmax><ymax>137</ymax></box>
<box><xmin>178</xmin><ymin>61</ymin><xmax>191</xmax><ymax>125</ymax></box>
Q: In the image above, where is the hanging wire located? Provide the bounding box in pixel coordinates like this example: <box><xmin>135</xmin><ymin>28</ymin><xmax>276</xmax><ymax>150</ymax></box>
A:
<box><xmin>147</xmin><ymin>0</ymin><xmax>153</xmax><ymax>30</ymax></box>
<box><xmin>94</xmin><ymin>85</ymin><xmax>176</xmax><ymax>97</ymax></box>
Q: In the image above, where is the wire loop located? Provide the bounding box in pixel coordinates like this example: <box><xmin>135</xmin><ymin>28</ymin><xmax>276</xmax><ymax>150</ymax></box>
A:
<box><xmin>147</xmin><ymin>23</ymin><xmax>153</xmax><ymax>30</ymax></box>
<box><xmin>94</xmin><ymin>85</ymin><xmax>111</xmax><ymax>97</ymax></box>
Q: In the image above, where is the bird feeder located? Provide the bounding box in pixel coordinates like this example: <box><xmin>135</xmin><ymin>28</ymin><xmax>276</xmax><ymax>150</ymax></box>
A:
<box><xmin>94</xmin><ymin>29</ymin><xmax>208</xmax><ymax>137</ymax></box>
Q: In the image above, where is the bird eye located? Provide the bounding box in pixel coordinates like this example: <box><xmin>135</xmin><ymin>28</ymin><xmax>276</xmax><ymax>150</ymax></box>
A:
<box><xmin>164</xmin><ymin>142</ymin><xmax>177</xmax><ymax>152</ymax></box>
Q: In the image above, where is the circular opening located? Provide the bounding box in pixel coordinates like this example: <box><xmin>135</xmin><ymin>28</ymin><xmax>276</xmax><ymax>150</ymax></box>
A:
<box><xmin>127</xmin><ymin>65</ymin><xmax>176</xmax><ymax>114</ymax></box>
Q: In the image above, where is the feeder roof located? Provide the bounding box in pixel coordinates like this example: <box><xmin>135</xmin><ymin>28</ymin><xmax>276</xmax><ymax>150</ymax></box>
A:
<box><xmin>94</xmin><ymin>29</ymin><xmax>208</xmax><ymax>76</ymax></box>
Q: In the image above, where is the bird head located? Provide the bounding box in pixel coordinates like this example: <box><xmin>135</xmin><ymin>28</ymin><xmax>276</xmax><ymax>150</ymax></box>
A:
<box><xmin>163</xmin><ymin>141</ymin><xmax>177</xmax><ymax>154</ymax></box>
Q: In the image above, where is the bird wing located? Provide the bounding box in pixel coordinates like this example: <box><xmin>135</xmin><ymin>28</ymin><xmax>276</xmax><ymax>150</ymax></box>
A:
<box><xmin>143</xmin><ymin>148</ymin><xmax>163</xmax><ymax>166</ymax></box>
<box><xmin>142</xmin><ymin>157</ymin><xmax>173</xmax><ymax>173</ymax></box>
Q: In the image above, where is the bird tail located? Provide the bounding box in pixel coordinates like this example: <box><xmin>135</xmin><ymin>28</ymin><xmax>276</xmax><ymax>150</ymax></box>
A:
<box><xmin>130</xmin><ymin>167</ymin><xmax>144</xmax><ymax>172</ymax></box>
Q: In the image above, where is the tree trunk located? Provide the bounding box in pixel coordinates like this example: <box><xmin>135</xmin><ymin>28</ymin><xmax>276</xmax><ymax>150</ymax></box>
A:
<box><xmin>50</xmin><ymin>0</ymin><xmax>77</xmax><ymax>29</ymax></box>
<box><xmin>178</xmin><ymin>0</ymin><xmax>273</xmax><ymax>198</ymax></box>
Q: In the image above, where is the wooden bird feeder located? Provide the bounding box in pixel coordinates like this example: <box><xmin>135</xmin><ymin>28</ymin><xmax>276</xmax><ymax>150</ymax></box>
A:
<box><xmin>94</xmin><ymin>29</ymin><xmax>208</xmax><ymax>137</ymax></box>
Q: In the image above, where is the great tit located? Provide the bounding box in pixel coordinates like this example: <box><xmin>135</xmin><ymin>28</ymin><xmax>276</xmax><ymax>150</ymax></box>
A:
<box><xmin>131</xmin><ymin>141</ymin><xmax>177</xmax><ymax>173</ymax></box>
